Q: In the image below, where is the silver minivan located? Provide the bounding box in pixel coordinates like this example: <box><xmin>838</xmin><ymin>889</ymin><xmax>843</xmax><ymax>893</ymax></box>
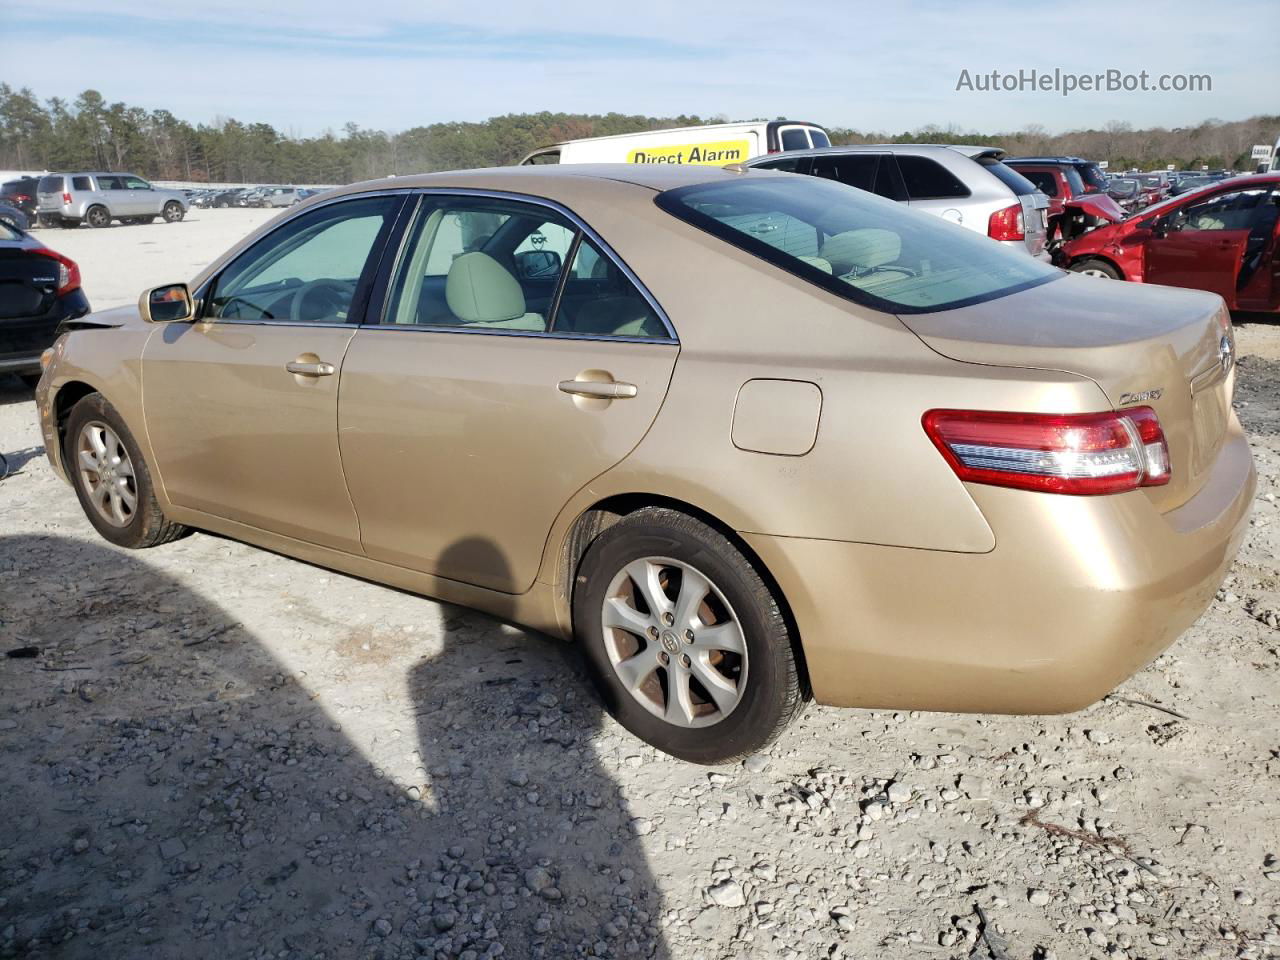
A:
<box><xmin>748</xmin><ymin>144</ymin><xmax>1050</xmax><ymax>259</ymax></box>
<box><xmin>37</xmin><ymin>172</ymin><xmax>188</xmax><ymax>229</ymax></box>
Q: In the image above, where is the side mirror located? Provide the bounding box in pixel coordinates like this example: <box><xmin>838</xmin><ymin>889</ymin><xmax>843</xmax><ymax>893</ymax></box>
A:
<box><xmin>513</xmin><ymin>249</ymin><xmax>563</xmax><ymax>279</ymax></box>
<box><xmin>140</xmin><ymin>283</ymin><xmax>195</xmax><ymax>323</ymax></box>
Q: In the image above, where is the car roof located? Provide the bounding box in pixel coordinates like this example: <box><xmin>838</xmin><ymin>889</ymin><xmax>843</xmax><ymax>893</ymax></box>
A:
<box><xmin>1007</xmin><ymin>156</ymin><xmax>1095</xmax><ymax>164</ymax></box>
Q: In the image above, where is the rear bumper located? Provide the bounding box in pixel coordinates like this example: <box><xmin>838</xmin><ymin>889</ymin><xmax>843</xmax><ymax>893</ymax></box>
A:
<box><xmin>746</xmin><ymin>418</ymin><xmax>1256</xmax><ymax>714</ymax></box>
<box><xmin>0</xmin><ymin>291</ymin><xmax>90</xmax><ymax>375</ymax></box>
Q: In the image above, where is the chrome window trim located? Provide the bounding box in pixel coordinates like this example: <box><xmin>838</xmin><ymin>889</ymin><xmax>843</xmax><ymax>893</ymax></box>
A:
<box><xmin>367</xmin><ymin>187</ymin><xmax>678</xmax><ymax>344</ymax></box>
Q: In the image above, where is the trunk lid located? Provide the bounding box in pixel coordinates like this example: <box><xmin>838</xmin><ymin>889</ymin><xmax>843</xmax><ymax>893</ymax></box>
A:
<box><xmin>899</xmin><ymin>272</ymin><xmax>1234</xmax><ymax>512</ymax></box>
<box><xmin>0</xmin><ymin>246</ymin><xmax>58</xmax><ymax>319</ymax></box>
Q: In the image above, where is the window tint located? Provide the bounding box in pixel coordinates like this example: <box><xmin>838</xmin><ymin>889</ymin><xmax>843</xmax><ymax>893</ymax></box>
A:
<box><xmin>896</xmin><ymin>156</ymin><xmax>970</xmax><ymax>200</ymax></box>
<box><xmin>207</xmin><ymin>195</ymin><xmax>398</xmax><ymax>323</ymax></box>
<box><xmin>72</xmin><ymin>176</ymin><xmax>92</xmax><ymax>190</ymax></box>
<box><xmin>809</xmin><ymin>130</ymin><xmax>831</xmax><ymax>148</ymax></box>
<box><xmin>656</xmin><ymin>176</ymin><xmax>1059</xmax><ymax>313</ymax></box>
<box><xmin>554</xmin><ymin>238</ymin><xmax>667</xmax><ymax>338</ymax></box>
<box><xmin>812</xmin><ymin>154</ymin><xmax>880</xmax><ymax>192</ymax></box>
<box><xmin>754</xmin><ymin>157</ymin><xmax>805</xmax><ymax>173</ymax></box>
<box><xmin>1178</xmin><ymin>188</ymin><xmax>1269</xmax><ymax>231</ymax></box>
<box><xmin>1021</xmin><ymin>171</ymin><xmax>1059</xmax><ymax>197</ymax></box>
<box><xmin>781</xmin><ymin>128</ymin><xmax>810</xmax><ymax>151</ymax></box>
<box><xmin>38</xmin><ymin>175</ymin><xmax>64</xmax><ymax>193</ymax></box>
<box><xmin>981</xmin><ymin>160</ymin><xmax>1039</xmax><ymax>197</ymax></box>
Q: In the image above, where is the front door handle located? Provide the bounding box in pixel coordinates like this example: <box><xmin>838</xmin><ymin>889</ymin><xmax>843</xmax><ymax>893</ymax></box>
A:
<box><xmin>286</xmin><ymin>359</ymin><xmax>336</xmax><ymax>377</ymax></box>
<box><xmin>557</xmin><ymin>379</ymin><xmax>637</xmax><ymax>399</ymax></box>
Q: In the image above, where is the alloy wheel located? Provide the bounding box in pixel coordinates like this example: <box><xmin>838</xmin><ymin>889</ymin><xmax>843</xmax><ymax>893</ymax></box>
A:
<box><xmin>601</xmin><ymin>556</ymin><xmax>748</xmax><ymax>728</ymax></box>
<box><xmin>76</xmin><ymin>421</ymin><xmax>137</xmax><ymax>527</ymax></box>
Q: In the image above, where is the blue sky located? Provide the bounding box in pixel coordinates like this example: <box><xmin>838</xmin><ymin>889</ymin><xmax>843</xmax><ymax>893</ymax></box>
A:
<box><xmin>2</xmin><ymin>0</ymin><xmax>1275</xmax><ymax>135</ymax></box>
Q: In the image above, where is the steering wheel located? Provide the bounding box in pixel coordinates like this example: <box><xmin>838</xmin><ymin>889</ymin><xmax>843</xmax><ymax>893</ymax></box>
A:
<box><xmin>290</xmin><ymin>278</ymin><xmax>354</xmax><ymax>323</ymax></box>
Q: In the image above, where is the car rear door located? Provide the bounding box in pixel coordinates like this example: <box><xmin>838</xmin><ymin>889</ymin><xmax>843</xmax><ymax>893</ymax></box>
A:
<box><xmin>141</xmin><ymin>193</ymin><xmax>404</xmax><ymax>551</ymax></box>
<box><xmin>1145</xmin><ymin>186</ymin><xmax>1270</xmax><ymax>307</ymax></box>
<box><xmin>337</xmin><ymin>191</ymin><xmax>679</xmax><ymax>594</ymax></box>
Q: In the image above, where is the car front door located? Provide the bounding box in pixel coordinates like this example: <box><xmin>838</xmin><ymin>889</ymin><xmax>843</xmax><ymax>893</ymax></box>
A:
<box><xmin>1145</xmin><ymin>186</ymin><xmax>1270</xmax><ymax>307</ymax></box>
<box><xmin>121</xmin><ymin>175</ymin><xmax>155</xmax><ymax>215</ymax></box>
<box><xmin>141</xmin><ymin>193</ymin><xmax>404</xmax><ymax>552</ymax></box>
<box><xmin>337</xmin><ymin>192</ymin><xmax>679</xmax><ymax>593</ymax></box>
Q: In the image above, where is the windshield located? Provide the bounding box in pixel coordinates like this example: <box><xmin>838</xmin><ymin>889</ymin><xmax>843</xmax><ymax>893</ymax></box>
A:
<box><xmin>656</xmin><ymin>175</ymin><xmax>1060</xmax><ymax>314</ymax></box>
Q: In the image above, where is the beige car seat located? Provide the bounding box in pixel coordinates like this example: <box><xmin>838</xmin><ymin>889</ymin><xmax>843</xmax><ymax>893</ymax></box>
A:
<box><xmin>445</xmin><ymin>252</ymin><xmax>545</xmax><ymax>331</ymax></box>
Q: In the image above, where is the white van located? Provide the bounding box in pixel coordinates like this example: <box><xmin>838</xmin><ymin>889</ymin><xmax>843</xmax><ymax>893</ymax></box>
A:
<box><xmin>520</xmin><ymin>121</ymin><xmax>831</xmax><ymax>166</ymax></box>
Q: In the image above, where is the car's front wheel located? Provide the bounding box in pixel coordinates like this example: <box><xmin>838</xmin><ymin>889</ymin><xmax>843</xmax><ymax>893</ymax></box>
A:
<box><xmin>573</xmin><ymin>507</ymin><xmax>806</xmax><ymax>764</ymax></box>
<box><xmin>65</xmin><ymin>393</ymin><xmax>189</xmax><ymax>548</ymax></box>
<box><xmin>162</xmin><ymin>201</ymin><xmax>184</xmax><ymax>223</ymax></box>
<box><xmin>1070</xmin><ymin>258</ymin><xmax>1122</xmax><ymax>280</ymax></box>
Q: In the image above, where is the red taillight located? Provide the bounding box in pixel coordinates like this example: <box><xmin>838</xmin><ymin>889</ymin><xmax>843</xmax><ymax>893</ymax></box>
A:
<box><xmin>987</xmin><ymin>203</ymin><xmax>1025</xmax><ymax>241</ymax></box>
<box><xmin>62</xmin><ymin>191</ymin><xmax>72</xmax><ymax>204</ymax></box>
<box><xmin>922</xmin><ymin>407</ymin><xmax>1171</xmax><ymax>496</ymax></box>
<box><xmin>36</xmin><ymin>248</ymin><xmax>81</xmax><ymax>296</ymax></box>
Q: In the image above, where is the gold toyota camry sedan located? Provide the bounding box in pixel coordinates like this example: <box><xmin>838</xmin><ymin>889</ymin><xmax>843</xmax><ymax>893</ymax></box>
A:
<box><xmin>35</xmin><ymin>165</ymin><xmax>1255</xmax><ymax>763</ymax></box>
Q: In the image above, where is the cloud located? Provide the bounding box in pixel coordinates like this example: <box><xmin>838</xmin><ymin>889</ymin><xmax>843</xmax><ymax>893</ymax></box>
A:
<box><xmin>1</xmin><ymin>0</ymin><xmax>1273</xmax><ymax>135</ymax></box>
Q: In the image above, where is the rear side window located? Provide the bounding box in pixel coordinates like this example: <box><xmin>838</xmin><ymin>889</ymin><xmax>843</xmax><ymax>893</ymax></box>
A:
<box><xmin>896</xmin><ymin>156</ymin><xmax>970</xmax><ymax>200</ymax></box>
<box><xmin>1021</xmin><ymin>170</ymin><xmax>1059</xmax><ymax>196</ymax></box>
<box><xmin>1063</xmin><ymin>168</ymin><xmax>1086</xmax><ymax>196</ymax></box>
<box><xmin>39</xmin><ymin>175</ymin><xmax>64</xmax><ymax>193</ymax></box>
<box><xmin>812</xmin><ymin>154</ymin><xmax>879</xmax><ymax>191</ymax></box>
<box><xmin>980</xmin><ymin>160</ymin><xmax>1039</xmax><ymax>197</ymax></box>
<box><xmin>97</xmin><ymin>175</ymin><xmax>125</xmax><ymax>190</ymax></box>
<box><xmin>73</xmin><ymin>176</ymin><xmax>92</xmax><ymax>190</ymax></box>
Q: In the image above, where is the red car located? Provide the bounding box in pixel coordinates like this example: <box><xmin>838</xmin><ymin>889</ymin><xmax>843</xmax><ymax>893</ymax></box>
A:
<box><xmin>1061</xmin><ymin>174</ymin><xmax>1280</xmax><ymax>312</ymax></box>
<box><xmin>1010</xmin><ymin>163</ymin><xmax>1127</xmax><ymax>249</ymax></box>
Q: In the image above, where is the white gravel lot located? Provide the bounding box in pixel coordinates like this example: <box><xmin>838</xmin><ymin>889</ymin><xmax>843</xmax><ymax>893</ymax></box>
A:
<box><xmin>1</xmin><ymin>215</ymin><xmax>1279</xmax><ymax>959</ymax></box>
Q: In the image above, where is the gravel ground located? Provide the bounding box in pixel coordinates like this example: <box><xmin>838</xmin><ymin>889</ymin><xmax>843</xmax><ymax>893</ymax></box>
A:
<box><xmin>1</xmin><ymin>215</ymin><xmax>1278</xmax><ymax>959</ymax></box>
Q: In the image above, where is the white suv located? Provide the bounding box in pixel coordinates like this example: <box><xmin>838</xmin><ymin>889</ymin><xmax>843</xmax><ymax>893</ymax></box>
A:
<box><xmin>37</xmin><ymin>172</ymin><xmax>188</xmax><ymax>229</ymax></box>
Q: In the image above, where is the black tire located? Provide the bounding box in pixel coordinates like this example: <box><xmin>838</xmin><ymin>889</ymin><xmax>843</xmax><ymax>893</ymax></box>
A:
<box><xmin>85</xmin><ymin>205</ymin><xmax>111</xmax><ymax>228</ymax></box>
<box><xmin>140</xmin><ymin>215</ymin><xmax>156</xmax><ymax>224</ymax></box>
<box><xmin>573</xmin><ymin>507</ymin><xmax>806</xmax><ymax>764</ymax></box>
<box><xmin>162</xmin><ymin>201</ymin><xmax>184</xmax><ymax>223</ymax></box>
<box><xmin>64</xmin><ymin>393</ymin><xmax>189</xmax><ymax>549</ymax></box>
<box><xmin>1069</xmin><ymin>258</ymin><xmax>1122</xmax><ymax>280</ymax></box>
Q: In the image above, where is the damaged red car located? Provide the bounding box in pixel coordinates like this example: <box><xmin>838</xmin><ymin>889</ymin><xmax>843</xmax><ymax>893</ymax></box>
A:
<box><xmin>1060</xmin><ymin>175</ymin><xmax>1280</xmax><ymax>312</ymax></box>
<box><xmin>1010</xmin><ymin>162</ymin><xmax>1127</xmax><ymax>252</ymax></box>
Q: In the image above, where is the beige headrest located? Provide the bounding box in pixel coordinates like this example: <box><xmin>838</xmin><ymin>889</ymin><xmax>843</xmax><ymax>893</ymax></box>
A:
<box><xmin>445</xmin><ymin>252</ymin><xmax>526</xmax><ymax>323</ymax></box>
<box><xmin>822</xmin><ymin>229</ymin><xmax>902</xmax><ymax>272</ymax></box>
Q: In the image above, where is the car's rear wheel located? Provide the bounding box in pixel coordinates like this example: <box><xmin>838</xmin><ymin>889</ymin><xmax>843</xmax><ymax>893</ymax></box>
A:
<box><xmin>573</xmin><ymin>507</ymin><xmax>806</xmax><ymax>764</ymax></box>
<box><xmin>162</xmin><ymin>202</ymin><xmax>184</xmax><ymax>223</ymax></box>
<box><xmin>85</xmin><ymin>205</ymin><xmax>110</xmax><ymax>228</ymax></box>
<box><xmin>65</xmin><ymin>393</ymin><xmax>189</xmax><ymax>549</ymax></box>
<box><xmin>1070</xmin><ymin>258</ymin><xmax>1122</xmax><ymax>280</ymax></box>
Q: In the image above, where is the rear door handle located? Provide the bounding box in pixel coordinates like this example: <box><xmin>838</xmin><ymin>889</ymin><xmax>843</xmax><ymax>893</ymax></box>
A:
<box><xmin>286</xmin><ymin>360</ymin><xmax>336</xmax><ymax>377</ymax></box>
<box><xmin>557</xmin><ymin>379</ymin><xmax>637</xmax><ymax>399</ymax></box>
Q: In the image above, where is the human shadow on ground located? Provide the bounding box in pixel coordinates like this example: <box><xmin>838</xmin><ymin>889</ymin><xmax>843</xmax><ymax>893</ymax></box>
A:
<box><xmin>0</xmin><ymin>534</ymin><xmax>670</xmax><ymax>959</ymax></box>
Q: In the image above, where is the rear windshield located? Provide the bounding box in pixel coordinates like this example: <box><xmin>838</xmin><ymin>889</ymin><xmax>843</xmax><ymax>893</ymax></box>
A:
<box><xmin>981</xmin><ymin>160</ymin><xmax>1040</xmax><ymax>197</ymax></box>
<box><xmin>809</xmin><ymin>129</ymin><xmax>831</xmax><ymax>148</ymax></box>
<box><xmin>656</xmin><ymin>175</ymin><xmax>1059</xmax><ymax>314</ymax></box>
<box><xmin>39</xmin><ymin>175</ymin><xmax>64</xmax><ymax>193</ymax></box>
<box><xmin>781</xmin><ymin>128</ymin><xmax>810</xmax><ymax>151</ymax></box>
<box><xmin>1077</xmin><ymin>163</ymin><xmax>1109</xmax><ymax>190</ymax></box>
<box><xmin>1021</xmin><ymin>170</ymin><xmax>1058</xmax><ymax>196</ymax></box>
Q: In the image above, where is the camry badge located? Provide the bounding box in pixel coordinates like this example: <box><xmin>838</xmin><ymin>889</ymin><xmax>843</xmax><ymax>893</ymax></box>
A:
<box><xmin>1120</xmin><ymin>388</ymin><xmax>1163</xmax><ymax>405</ymax></box>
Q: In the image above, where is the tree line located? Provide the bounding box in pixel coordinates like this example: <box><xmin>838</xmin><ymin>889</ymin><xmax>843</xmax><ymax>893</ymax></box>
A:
<box><xmin>1</xmin><ymin>84</ymin><xmax>1275</xmax><ymax>185</ymax></box>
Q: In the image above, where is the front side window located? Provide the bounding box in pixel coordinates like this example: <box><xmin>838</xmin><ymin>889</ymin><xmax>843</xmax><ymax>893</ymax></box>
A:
<box><xmin>1176</xmin><ymin>189</ymin><xmax>1269</xmax><ymax>232</ymax></box>
<box><xmin>656</xmin><ymin>175</ymin><xmax>1059</xmax><ymax>313</ymax></box>
<box><xmin>381</xmin><ymin>195</ymin><xmax>668</xmax><ymax>338</ymax></box>
<box><xmin>124</xmin><ymin>176</ymin><xmax>150</xmax><ymax>190</ymax></box>
<box><xmin>897</xmin><ymin>156</ymin><xmax>970</xmax><ymax>200</ymax></box>
<box><xmin>207</xmin><ymin>195</ymin><xmax>400</xmax><ymax>323</ymax></box>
